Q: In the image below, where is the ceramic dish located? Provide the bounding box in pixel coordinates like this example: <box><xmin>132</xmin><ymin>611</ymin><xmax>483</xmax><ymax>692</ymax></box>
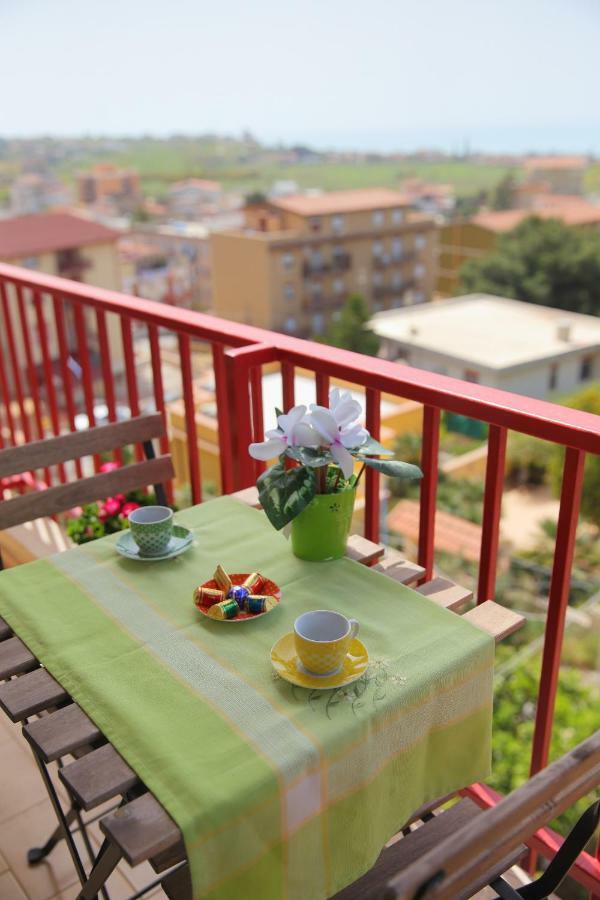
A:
<box><xmin>116</xmin><ymin>525</ymin><xmax>193</xmax><ymax>561</ymax></box>
<box><xmin>195</xmin><ymin>573</ymin><xmax>281</xmax><ymax>622</ymax></box>
<box><xmin>270</xmin><ymin>633</ymin><xmax>369</xmax><ymax>689</ymax></box>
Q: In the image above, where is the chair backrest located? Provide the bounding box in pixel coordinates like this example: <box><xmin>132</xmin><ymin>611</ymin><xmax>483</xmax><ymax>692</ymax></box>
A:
<box><xmin>385</xmin><ymin>729</ymin><xmax>600</xmax><ymax>899</ymax></box>
<box><xmin>0</xmin><ymin>414</ymin><xmax>175</xmax><ymax>530</ymax></box>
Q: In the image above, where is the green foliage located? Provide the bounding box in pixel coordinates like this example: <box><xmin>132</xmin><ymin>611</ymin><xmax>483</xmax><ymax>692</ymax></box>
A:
<box><xmin>488</xmin><ymin>173</ymin><xmax>517</xmax><ymax>210</ymax></box>
<box><xmin>319</xmin><ymin>294</ymin><xmax>380</xmax><ymax>355</ymax></box>
<box><xmin>459</xmin><ymin>217</ymin><xmax>600</xmax><ymax>315</ymax></box>
<box><xmin>359</xmin><ymin>457</ymin><xmax>423</xmax><ymax>480</ymax></box>
<box><xmin>257</xmin><ymin>461</ymin><xmax>316</xmax><ymax>530</ymax></box>
<box><xmin>490</xmin><ymin>656</ymin><xmax>600</xmax><ymax>835</ymax></box>
<box><xmin>505</xmin><ymin>431</ymin><xmax>556</xmax><ymax>487</ymax></box>
<box><xmin>548</xmin><ymin>385</ymin><xmax>600</xmax><ymax>526</ymax></box>
<box><xmin>245</xmin><ymin>191</ymin><xmax>267</xmax><ymax>205</ymax></box>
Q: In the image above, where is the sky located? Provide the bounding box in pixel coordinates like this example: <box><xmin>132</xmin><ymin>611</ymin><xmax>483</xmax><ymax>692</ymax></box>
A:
<box><xmin>2</xmin><ymin>0</ymin><xmax>600</xmax><ymax>153</ymax></box>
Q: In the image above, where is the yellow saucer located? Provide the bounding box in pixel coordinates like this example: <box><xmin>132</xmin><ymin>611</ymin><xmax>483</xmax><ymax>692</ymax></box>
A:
<box><xmin>271</xmin><ymin>633</ymin><xmax>369</xmax><ymax>690</ymax></box>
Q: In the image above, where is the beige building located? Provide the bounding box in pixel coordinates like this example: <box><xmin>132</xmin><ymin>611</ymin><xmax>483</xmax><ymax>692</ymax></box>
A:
<box><xmin>211</xmin><ymin>189</ymin><xmax>437</xmax><ymax>337</ymax></box>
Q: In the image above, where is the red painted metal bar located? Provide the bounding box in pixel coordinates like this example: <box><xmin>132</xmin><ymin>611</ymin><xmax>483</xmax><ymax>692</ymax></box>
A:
<box><xmin>0</xmin><ymin>330</ymin><xmax>15</xmax><ymax>446</ymax></box>
<box><xmin>148</xmin><ymin>325</ymin><xmax>173</xmax><ymax>504</ymax></box>
<box><xmin>212</xmin><ymin>343</ymin><xmax>235</xmax><ymax>496</ymax></box>
<box><xmin>120</xmin><ymin>317</ymin><xmax>142</xmax><ymax>463</ymax></box>
<box><xmin>315</xmin><ymin>372</ymin><xmax>330</xmax><ymax>407</ymax></box>
<box><xmin>52</xmin><ymin>297</ymin><xmax>83</xmax><ymax>480</ymax></box>
<box><xmin>250</xmin><ymin>365</ymin><xmax>266</xmax><ymax>479</ymax></box>
<box><xmin>73</xmin><ymin>304</ymin><xmax>99</xmax><ymax>471</ymax></box>
<box><xmin>530</xmin><ymin>446</ymin><xmax>586</xmax><ymax>778</ymax></box>
<box><xmin>0</xmin><ymin>280</ymin><xmax>31</xmax><ymax>443</ymax></box>
<box><xmin>364</xmin><ymin>388</ymin><xmax>381</xmax><ymax>543</ymax></box>
<box><xmin>33</xmin><ymin>290</ymin><xmax>66</xmax><ymax>483</ymax></box>
<box><xmin>418</xmin><ymin>406</ymin><xmax>441</xmax><ymax>581</ymax></box>
<box><xmin>477</xmin><ymin>424</ymin><xmax>508</xmax><ymax>603</ymax></box>
<box><xmin>15</xmin><ymin>283</ymin><xmax>50</xmax><ymax>485</ymax></box>
<box><xmin>281</xmin><ymin>360</ymin><xmax>295</xmax><ymax>411</ymax></box>
<box><xmin>96</xmin><ymin>309</ymin><xmax>122</xmax><ymax>466</ymax></box>
<box><xmin>465</xmin><ymin>782</ymin><xmax>600</xmax><ymax>895</ymax></box>
<box><xmin>178</xmin><ymin>333</ymin><xmax>202</xmax><ymax>505</ymax></box>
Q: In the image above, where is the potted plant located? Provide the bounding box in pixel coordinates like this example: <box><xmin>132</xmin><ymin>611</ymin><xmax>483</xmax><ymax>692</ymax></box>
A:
<box><xmin>249</xmin><ymin>389</ymin><xmax>423</xmax><ymax>560</ymax></box>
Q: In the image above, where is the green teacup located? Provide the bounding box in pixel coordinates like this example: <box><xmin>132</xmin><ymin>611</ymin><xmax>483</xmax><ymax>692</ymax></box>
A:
<box><xmin>128</xmin><ymin>506</ymin><xmax>173</xmax><ymax>556</ymax></box>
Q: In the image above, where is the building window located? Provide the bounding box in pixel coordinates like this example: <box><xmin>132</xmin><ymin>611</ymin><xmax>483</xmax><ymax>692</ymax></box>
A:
<box><xmin>372</xmin><ymin>240</ymin><xmax>384</xmax><ymax>257</ymax></box>
<box><xmin>391</xmin><ymin>208</ymin><xmax>404</xmax><ymax>224</ymax></box>
<box><xmin>392</xmin><ymin>272</ymin><xmax>403</xmax><ymax>289</ymax></box>
<box><xmin>333</xmin><ymin>278</ymin><xmax>344</xmax><ymax>294</ymax></box>
<box><xmin>309</xmin><ymin>217</ymin><xmax>321</xmax><ymax>233</ymax></box>
<box><xmin>310</xmin><ymin>281</ymin><xmax>322</xmax><ymax>297</ymax></box>
<box><xmin>580</xmin><ymin>355</ymin><xmax>593</xmax><ymax>381</ymax></box>
<box><xmin>391</xmin><ymin>238</ymin><xmax>403</xmax><ymax>260</ymax></box>
<box><xmin>331</xmin><ymin>215</ymin><xmax>345</xmax><ymax>234</ymax></box>
<box><xmin>415</xmin><ymin>234</ymin><xmax>427</xmax><ymax>250</ymax></box>
<box><xmin>284</xmin><ymin>283</ymin><xmax>295</xmax><ymax>301</ymax></box>
<box><xmin>414</xmin><ymin>263</ymin><xmax>425</xmax><ymax>279</ymax></box>
<box><xmin>549</xmin><ymin>364</ymin><xmax>559</xmax><ymax>391</ymax></box>
<box><xmin>372</xmin><ymin>210</ymin><xmax>385</xmax><ymax>227</ymax></box>
<box><xmin>464</xmin><ymin>368</ymin><xmax>480</xmax><ymax>383</ymax></box>
<box><xmin>281</xmin><ymin>253</ymin><xmax>295</xmax><ymax>271</ymax></box>
<box><xmin>285</xmin><ymin>316</ymin><xmax>297</xmax><ymax>333</ymax></box>
<box><xmin>312</xmin><ymin>313</ymin><xmax>325</xmax><ymax>334</ymax></box>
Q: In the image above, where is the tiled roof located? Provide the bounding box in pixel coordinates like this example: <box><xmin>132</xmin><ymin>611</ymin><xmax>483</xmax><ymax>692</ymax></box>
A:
<box><xmin>472</xmin><ymin>201</ymin><xmax>600</xmax><ymax>232</ymax></box>
<box><xmin>523</xmin><ymin>155</ymin><xmax>587</xmax><ymax>171</ymax></box>
<box><xmin>0</xmin><ymin>212</ymin><xmax>120</xmax><ymax>259</ymax></box>
<box><xmin>271</xmin><ymin>188</ymin><xmax>410</xmax><ymax>217</ymax></box>
<box><xmin>387</xmin><ymin>499</ymin><xmax>482</xmax><ymax>562</ymax></box>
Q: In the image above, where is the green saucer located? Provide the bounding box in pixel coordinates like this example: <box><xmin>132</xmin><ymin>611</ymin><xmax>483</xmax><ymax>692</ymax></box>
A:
<box><xmin>116</xmin><ymin>525</ymin><xmax>194</xmax><ymax>561</ymax></box>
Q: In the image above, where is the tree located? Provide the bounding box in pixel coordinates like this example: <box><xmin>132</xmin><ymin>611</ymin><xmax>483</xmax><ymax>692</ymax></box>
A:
<box><xmin>489</xmin><ymin>173</ymin><xmax>517</xmax><ymax>210</ymax></box>
<box><xmin>548</xmin><ymin>385</ymin><xmax>600</xmax><ymax>526</ymax></box>
<box><xmin>244</xmin><ymin>191</ymin><xmax>267</xmax><ymax>206</ymax></box>
<box><xmin>460</xmin><ymin>217</ymin><xmax>600</xmax><ymax>316</ymax></box>
<box><xmin>319</xmin><ymin>294</ymin><xmax>380</xmax><ymax>355</ymax></box>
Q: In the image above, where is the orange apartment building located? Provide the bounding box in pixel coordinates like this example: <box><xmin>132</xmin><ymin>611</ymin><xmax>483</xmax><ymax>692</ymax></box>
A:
<box><xmin>210</xmin><ymin>189</ymin><xmax>437</xmax><ymax>337</ymax></box>
<box><xmin>77</xmin><ymin>164</ymin><xmax>140</xmax><ymax>211</ymax></box>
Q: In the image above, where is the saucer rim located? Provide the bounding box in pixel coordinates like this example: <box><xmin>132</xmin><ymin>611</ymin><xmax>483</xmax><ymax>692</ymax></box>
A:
<box><xmin>116</xmin><ymin>525</ymin><xmax>193</xmax><ymax>561</ymax></box>
<box><xmin>270</xmin><ymin>632</ymin><xmax>368</xmax><ymax>690</ymax></box>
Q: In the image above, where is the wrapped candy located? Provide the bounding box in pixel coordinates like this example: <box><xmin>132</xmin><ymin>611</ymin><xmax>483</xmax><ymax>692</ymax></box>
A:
<box><xmin>227</xmin><ymin>585</ymin><xmax>250</xmax><ymax>608</ymax></box>
<box><xmin>194</xmin><ymin>586</ymin><xmax>224</xmax><ymax>608</ymax></box>
<box><xmin>214</xmin><ymin>564</ymin><xmax>232</xmax><ymax>591</ymax></box>
<box><xmin>243</xmin><ymin>595</ymin><xmax>276</xmax><ymax>615</ymax></box>
<box><xmin>242</xmin><ymin>573</ymin><xmax>266</xmax><ymax>593</ymax></box>
<box><xmin>208</xmin><ymin>599</ymin><xmax>239</xmax><ymax>620</ymax></box>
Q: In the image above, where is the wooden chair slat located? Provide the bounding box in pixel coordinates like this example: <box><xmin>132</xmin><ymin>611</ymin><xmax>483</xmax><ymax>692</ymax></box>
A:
<box><xmin>416</xmin><ymin>577</ymin><xmax>473</xmax><ymax>612</ymax></box>
<box><xmin>0</xmin><ymin>636</ymin><xmax>38</xmax><ymax>680</ymax></box>
<box><xmin>375</xmin><ymin>547</ymin><xmax>406</xmax><ymax>570</ymax></box>
<box><xmin>100</xmin><ymin>792</ymin><xmax>181</xmax><ymax>867</ymax></box>
<box><xmin>0</xmin><ymin>617</ymin><xmax>12</xmax><ymax>641</ymax></box>
<box><xmin>0</xmin><ymin>414</ymin><xmax>166</xmax><ymax>478</ymax></box>
<box><xmin>331</xmin><ymin>799</ymin><xmax>485</xmax><ymax>899</ymax></box>
<box><xmin>59</xmin><ymin>742</ymin><xmax>139</xmax><ymax>811</ymax></box>
<box><xmin>0</xmin><ymin>667</ymin><xmax>68</xmax><ymax>721</ymax></box>
<box><xmin>373</xmin><ymin>559</ymin><xmax>425</xmax><ymax>586</ymax></box>
<box><xmin>346</xmin><ymin>534</ymin><xmax>385</xmax><ymax>566</ymax></box>
<box><xmin>229</xmin><ymin>486</ymin><xmax>261</xmax><ymax>508</ymax></box>
<box><xmin>161</xmin><ymin>864</ymin><xmax>192</xmax><ymax>900</ymax></box>
<box><xmin>23</xmin><ymin>703</ymin><xmax>102</xmax><ymax>763</ymax></box>
<box><xmin>462</xmin><ymin>600</ymin><xmax>526</xmax><ymax>643</ymax></box>
<box><xmin>0</xmin><ymin>455</ymin><xmax>174</xmax><ymax>530</ymax></box>
<box><xmin>149</xmin><ymin>839</ymin><xmax>187</xmax><ymax>874</ymax></box>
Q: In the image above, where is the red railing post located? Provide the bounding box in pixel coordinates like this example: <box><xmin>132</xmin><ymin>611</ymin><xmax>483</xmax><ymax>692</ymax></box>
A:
<box><xmin>477</xmin><ymin>424</ymin><xmax>508</xmax><ymax>603</ymax></box>
<box><xmin>315</xmin><ymin>372</ymin><xmax>330</xmax><ymax>407</ymax></box>
<box><xmin>281</xmin><ymin>360</ymin><xmax>295</xmax><ymax>411</ymax></box>
<box><xmin>33</xmin><ymin>290</ymin><xmax>65</xmax><ymax>482</ymax></box>
<box><xmin>178</xmin><ymin>333</ymin><xmax>202</xmax><ymax>505</ymax></box>
<box><xmin>212</xmin><ymin>343</ymin><xmax>235</xmax><ymax>496</ymax></box>
<box><xmin>52</xmin><ymin>296</ymin><xmax>83</xmax><ymax>479</ymax></box>
<box><xmin>364</xmin><ymin>388</ymin><xmax>381</xmax><ymax>544</ymax></box>
<box><xmin>0</xmin><ymin>280</ymin><xmax>31</xmax><ymax>443</ymax></box>
<box><xmin>418</xmin><ymin>405</ymin><xmax>441</xmax><ymax>581</ymax></box>
<box><xmin>250</xmin><ymin>366</ymin><xmax>266</xmax><ymax>480</ymax></box>
<box><xmin>148</xmin><ymin>324</ymin><xmax>173</xmax><ymax>503</ymax></box>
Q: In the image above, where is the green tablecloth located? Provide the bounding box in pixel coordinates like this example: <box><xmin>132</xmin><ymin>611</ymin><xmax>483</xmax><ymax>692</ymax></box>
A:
<box><xmin>0</xmin><ymin>497</ymin><xmax>494</xmax><ymax>900</ymax></box>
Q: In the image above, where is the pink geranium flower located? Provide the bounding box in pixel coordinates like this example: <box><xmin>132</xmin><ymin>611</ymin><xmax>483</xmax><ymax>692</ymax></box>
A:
<box><xmin>100</xmin><ymin>494</ymin><xmax>125</xmax><ymax>518</ymax></box>
<box><xmin>99</xmin><ymin>461</ymin><xmax>120</xmax><ymax>474</ymax></box>
<box><xmin>121</xmin><ymin>501</ymin><xmax>141</xmax><ymax>518</ymax></box>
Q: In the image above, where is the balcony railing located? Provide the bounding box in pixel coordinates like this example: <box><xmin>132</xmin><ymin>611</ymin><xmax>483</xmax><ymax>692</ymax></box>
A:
<box><xmin>0</xmin><ymin>262</ymin><xmax>599</xmax><ymax>894</ymax></box>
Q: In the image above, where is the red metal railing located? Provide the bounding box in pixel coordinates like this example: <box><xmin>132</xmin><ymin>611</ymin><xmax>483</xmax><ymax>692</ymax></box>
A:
<box><xmin>0</xmin><ymin>262</ymin><xmax>599</xmax><ymax>893</ymax></box>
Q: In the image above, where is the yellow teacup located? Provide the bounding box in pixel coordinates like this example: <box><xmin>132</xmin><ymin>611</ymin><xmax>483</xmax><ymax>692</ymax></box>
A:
<box><xmin>294</xmin><ymin>610</ymin><xmax>360</xmax><ymax>676</ymax></box>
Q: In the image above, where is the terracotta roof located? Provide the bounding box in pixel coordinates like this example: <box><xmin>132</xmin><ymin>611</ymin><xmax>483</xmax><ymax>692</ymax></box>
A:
<box><xmin>0</xmin><ymin>212</ymin><xmax>120</xmax><ymax>259</ymax></box>
<box><xmin>169</xmin><ymin>179</ymin><xmax>221</xmax><ymax>192</ymax></box>
<box><xmin>472</xmin><ymin>201</ymin><xmax>600</xmax><ymax>233</ymax></box>
<box><xmin>271</xmin><ymin>188</ymin><xmax>410</xmax><ymax>217</ymax></box>
<box><xmin>387</xmin><ymin>499</ymin><xmax>482</xmax><ymax>562</ymax></box>
<box><xmin>523</xmin><ymin>155</ymin><xmax>587</xmax><ymax>171</ymax></box>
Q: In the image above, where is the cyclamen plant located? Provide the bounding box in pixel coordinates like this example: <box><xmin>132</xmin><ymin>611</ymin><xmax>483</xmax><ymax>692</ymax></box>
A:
<box><xmin>249</xmin><ymin>388</ymin><xmax>423</xmax><ymax>531</ymax></box>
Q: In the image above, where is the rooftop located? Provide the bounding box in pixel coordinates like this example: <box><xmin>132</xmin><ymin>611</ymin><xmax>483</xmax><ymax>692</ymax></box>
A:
<box><xmin>270</xmin><ymin>188</ymin><xmax>410</xmax><ymax>217</ymax></box>
<box><xmin>370</xmin><ymin>294</ymin><xmax>600</xmax><ymax>370</ymax></box>
<box><xmin>471</xmin><ymin>200</ymin><xmax>600</xmax><ymax>232</ymax></box>
<box><xmin>523</xmin><ymin>155</ymin><xmax>588</xmax><ymax>171</ymax></box>
<box><xmin>0</xmin><ymin>212</ymin><xmax>120</xmax><ymax>259</ymax></box>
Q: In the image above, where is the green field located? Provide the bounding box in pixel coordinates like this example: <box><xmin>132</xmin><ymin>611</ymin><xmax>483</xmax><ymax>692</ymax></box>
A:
<box><xmin>50</xmin><ymin>137</ymin><xmax>514</xmax><ymax>202</ymax></box>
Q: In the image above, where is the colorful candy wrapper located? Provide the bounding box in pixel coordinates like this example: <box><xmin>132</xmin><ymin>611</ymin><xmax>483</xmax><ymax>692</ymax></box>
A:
<box><xmin>227</xmin><ymin>585</ymin><xmax>250</xmax><ymax>608</ymax></box>
<box><xmin>208</xmin><ymin>599</ymin><xmax>239</xmax><ymax>620</ymax></box>
<box><xmin>194</xmin><ymin>586</ymin><xmax>224</xmax><ymax>608</ymax></box>
<box><xmin>242</xmin><ymin>572</ymin><xmax>266</xmax><ymax>593</ymax></box>
<box><xmin>244</xmin><ymin>595</ymin><xmax>276</xmax><ymax>615</ymax></box>
<box><xmin>214</xmin><ymin>564</ymin><xmax>232</xmax><ymax>591</ymax></box>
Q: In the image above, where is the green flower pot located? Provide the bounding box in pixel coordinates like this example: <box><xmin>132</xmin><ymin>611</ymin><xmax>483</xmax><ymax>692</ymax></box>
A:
<box><xmin>291</xmin><ymin>488</ymin><xmax>356</xmax><ymax>561</ymax></box>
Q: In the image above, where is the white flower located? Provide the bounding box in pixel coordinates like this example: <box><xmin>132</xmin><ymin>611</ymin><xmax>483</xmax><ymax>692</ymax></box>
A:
<box><xmin>327</xmin><ymin>388</ymin><xmax>363</xmax><ymax>428</ymax></box>
<box><xmin>307</xmin><ymin>405</ymin><xmax>368</xmax><ymax>479</ymax></box>
<box><xmin>248</xmin><ymin>405</ymin><xmax>319</xmax><ymax>461</ymax></box>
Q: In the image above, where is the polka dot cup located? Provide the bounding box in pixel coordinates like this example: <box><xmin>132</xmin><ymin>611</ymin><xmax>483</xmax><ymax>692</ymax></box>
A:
<box><xmin>128</xmin><ymin>506</ymin><xmax>173</xmax><ymax>557</ymax></box>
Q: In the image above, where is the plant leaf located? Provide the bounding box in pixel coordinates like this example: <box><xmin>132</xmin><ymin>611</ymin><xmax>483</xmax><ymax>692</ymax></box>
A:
<box><xmin>285</xmin><ymin>446</ymin><xmax>334</xmax><ymax>467</ymax></box>
<box><xmin>274</xmin><ymin>407</ymin><xmax>283</xmax><ymax>420</ymax></box>
<box><xmin>352</xmin><ymin>436</ymin><xmax>394</xmax><ymax>456</ymax></box>
<box><xmin>257</xmin><ymin>462</ymin><xmax>316</xmax><ymax>530</ymax></box>
<box><xmin>359</xmin><ymin>458</ymin><xmax>423</xmax><ymax>480</ymax></box>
